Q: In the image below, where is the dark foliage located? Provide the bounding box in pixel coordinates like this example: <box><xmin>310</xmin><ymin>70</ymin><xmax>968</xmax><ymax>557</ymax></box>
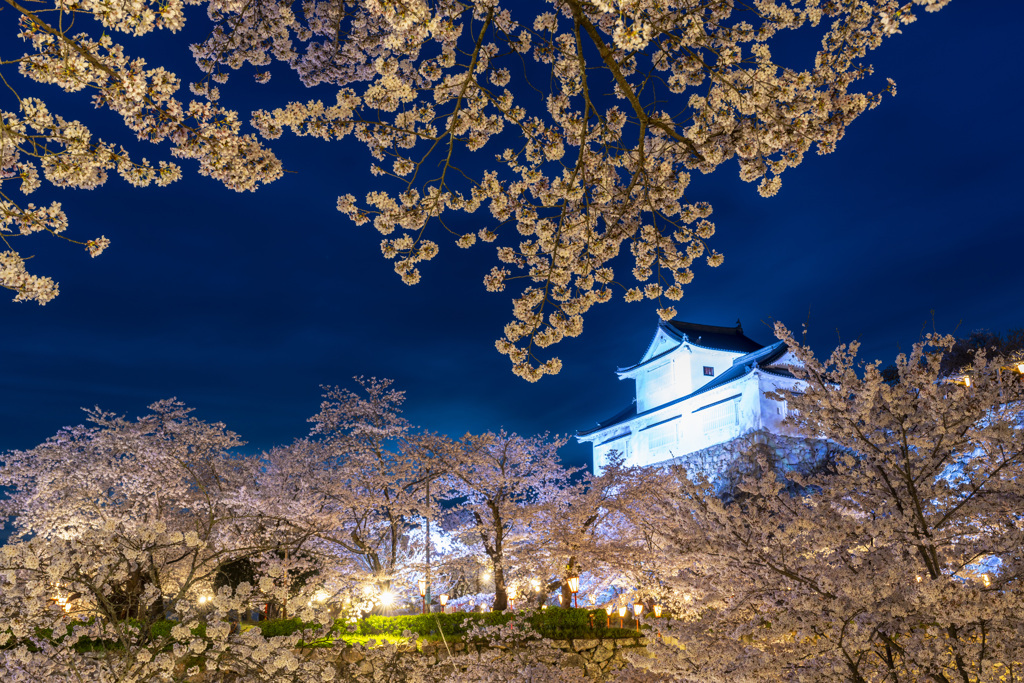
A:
<box><xmin>939</xmin><ymin>329</ymin><xmax>1024</xmax><ymax>376</ymax></box>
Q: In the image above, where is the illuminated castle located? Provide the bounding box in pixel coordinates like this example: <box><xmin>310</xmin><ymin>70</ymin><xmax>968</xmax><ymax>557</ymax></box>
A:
<box><xmin>577</xmin><ymin>319</ymin><xmax>805</xmax><ymax>476</ymax></box>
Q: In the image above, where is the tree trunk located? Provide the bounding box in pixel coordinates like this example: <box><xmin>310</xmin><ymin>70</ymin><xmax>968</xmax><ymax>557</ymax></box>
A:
<box><xmin>492</xmin><ymin>563</ymin><xmax>508</xmax><ymax>611</ymax></box>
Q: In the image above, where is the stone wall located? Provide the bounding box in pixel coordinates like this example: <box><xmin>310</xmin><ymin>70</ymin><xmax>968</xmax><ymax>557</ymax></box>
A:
<box><xmin>661</xmin><ymin>429</ymin><xmax>834</xmax><ymax>487</ymax></box>
<box><xmin>333</xmin><ymin>635</ymin><xmax>650</xmax><ymax>681</ymax></box>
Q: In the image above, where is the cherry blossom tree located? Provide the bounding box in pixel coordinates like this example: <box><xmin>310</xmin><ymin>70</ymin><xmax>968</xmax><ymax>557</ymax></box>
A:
<box><xmin>0</xmin><ymin>400</ymin><xmax>340</xmax><ymax>682</ymax></box>
<box><xmin>254</xmin><ymin>378</ymin><xmax>445</xmax><ymax>611</ymax></box>
<box><xmin>2</xmin><ymin>0</ymin><xmax>951</xmax><ymax>377</ymax></box>
<box><xmin>439</xmin><ymin>430</ymin><xmax>574</xmax><ymax>611</ymax></box>
<box><xmin>624</xmin><ymin>325</ymin><xmax>1024</xmax><ymax>682</ymax></box>
<box><xmin>527</xmin><ymin>449</ymin><xmax>648</xmax><ymax>607</ymax></box>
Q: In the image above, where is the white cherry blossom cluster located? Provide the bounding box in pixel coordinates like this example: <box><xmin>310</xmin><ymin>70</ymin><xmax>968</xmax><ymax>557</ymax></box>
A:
<box><xmin>243</xmin><ymin>0</ymin><xmax>950</xmax><ymax>380</ymax></box>
<box><xmin>3</xmin><ymin>0</ymin><xmax>281</xmax><ymax>303</ymax></box>
<box><xmin>0</xmin><ymin>250</ymin><xmax>59</xmax><ymax>304</ymax></box>
<box><xmin>0</xmin><ymin>400</ymin><xmax>351</xmax><ymax>682</ymax></box>
<box><xmin>617</xmin><ymin>324</ymin><xmax>1024</xmax><ymax>682</ymax></box>
<box><xmin>0</xmin><ymin>382</ymin><xmax>658</xmax><ymax>681</ymax></box>
<box><xmin>3</xmin><ymin>0</ymin><xmax>950</xmax><ymax>376</ymax></box>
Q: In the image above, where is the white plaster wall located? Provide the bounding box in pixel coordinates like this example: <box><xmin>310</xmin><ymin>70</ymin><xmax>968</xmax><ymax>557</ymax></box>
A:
<box><xmin>635</xmin><ymin>345</ymin><xmax>748</xmax><ymax>414</ymax></box>
<box><xmin>636</xmin><ymin>358</ymin><xmax>677</xmax><ymax>412</ymax></box>
<box><xmin>757</xmin><ymin>372</ymin><xmax>805</xmax><ymax>436</ymax></box>
<box><xmin>685</xmin><ymin>346</ymin><xmax>744</xmax><ymax>395</ymax></box>
<box><xmin>586</xmin><ymin>353</ymin><xmax>804</xmax><ymax>475</ymax></box>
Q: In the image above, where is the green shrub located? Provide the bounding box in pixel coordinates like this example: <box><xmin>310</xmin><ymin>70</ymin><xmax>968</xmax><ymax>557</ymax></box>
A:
<box><xmin>2</xmin><ymin>610</ymin><xmax>644</xmax><ymax>654</ymax></box>
<box><xmin>253</xmin><ymin>617</ymin><xmax>331</xmax><ymax>638</ymax></box>
<box><xmin>357</xmin><ymin>608</ymin><xmax>644</xmax><ymax>641</ymax></box>
<box><xmin>250</xmin><ymin>617</ymin><xmax>341</xmax><ymax>647</ymax></box>
<box><xmin>148</xmin><ymin>619</ymin><xmax>206</xmax><ymax>641</ymax></box>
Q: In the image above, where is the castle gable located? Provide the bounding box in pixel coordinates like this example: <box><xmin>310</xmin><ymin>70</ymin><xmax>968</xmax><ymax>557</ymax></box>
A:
<box><xmin>638</xmin><ymin>326</ymin><xmax>680</xmax><ymax>365</ymax></box>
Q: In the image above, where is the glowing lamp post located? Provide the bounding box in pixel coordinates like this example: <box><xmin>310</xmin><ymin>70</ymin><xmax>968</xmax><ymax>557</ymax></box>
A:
<box><xmin>605</xmin><ymin>605</ymin><xmax>613</xmax><ymax>628</ymax></box>
<box><xmin>567</xmin><ymin>574</ymin><xmax>580</xmax><ymax>609</ymax></box>
<box><xmin>507</xmin><ymin>586</ymin><xmax>516</xmax><ymax>611</ymax></box>
<box><xmin>633</xmin><ymin>603</ymin><xmax>643</xmax><ymax>632</ymax></box>
<box><xmin>417</xmin><ymin>578</ymin><xmax>428</xmax><ymax>614</ymax></box>
<box><xmin>653</xmin><ymin>604</ymin><xmax>663</xmax><ymax>618</ymax></box>
<box><xmin>439</xmin><ymin>593</ymin><xmax>448</xmax><ymax>613</ymax></box>
<box><xmin>617</xmin><ymin>604</ymin><xmax>627</xmax><ymax>629</ymax></box>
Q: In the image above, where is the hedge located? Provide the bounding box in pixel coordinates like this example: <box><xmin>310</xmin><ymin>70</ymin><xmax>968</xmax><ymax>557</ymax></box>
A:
<box><xmin>4</xmin><ymin>609</ymin><xmax>644</xmax><ymax>653</ymax></box>
<box><xmin>358</xmin><ymin>608</ymin><xmax>643</xmax><ymax>641</ymax></box>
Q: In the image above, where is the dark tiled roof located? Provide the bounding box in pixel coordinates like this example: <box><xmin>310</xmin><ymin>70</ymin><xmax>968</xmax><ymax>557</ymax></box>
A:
<box><xmin>664</xmin><ymin>319</ymin><xmax>765</xmax><ymax>353</ymax></box>
<box><xmin>621</xmin><ymin>318</ymin><xmax>765</xmax><ymax>374</ymax></box>
<box><xmin>578</xmin><ymin>401</ymin><xmax>637</xmax><ymax>437</ymax></box>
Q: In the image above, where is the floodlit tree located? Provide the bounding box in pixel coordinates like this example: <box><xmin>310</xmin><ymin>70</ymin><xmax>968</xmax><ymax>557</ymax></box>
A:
<box><xmin>529</xmin><ymin>449</ymin><xmax>646</xmax><ymax>606</ymax></box>
<box><xmin>439</xmin><ymin>430</ymin><xmax>573</xmax><ymax>611</ymax></box>
<box><xmin>2</xmin><ymin>0</ymin><xmax>950</xmax><ymax>377</ymax></box>
<box><xmin>626</xmin><ymin>325</ymin><xmax>1024</xmax><ymax>682</ymax></box>
<box><xmin>0</xmin><ymin>400</ymin><xmax>339</xmax><ymax>682</ymax></box>
<box><xmin>261</xmin><ymin>378</ymin><xmax>440</xmax><ymax>605</ymax></box>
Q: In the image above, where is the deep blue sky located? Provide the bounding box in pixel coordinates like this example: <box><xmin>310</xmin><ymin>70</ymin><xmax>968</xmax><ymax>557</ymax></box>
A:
<box><xmin>2</xmin><ymin>2</ymin><xmax>1022</xmax><ymax>472</ymax></box>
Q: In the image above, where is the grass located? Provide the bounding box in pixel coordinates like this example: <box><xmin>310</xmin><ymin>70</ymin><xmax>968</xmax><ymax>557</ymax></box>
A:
<box><xmin>2</xmin><ymin>608</ymin><xmax>647</xmax><ymax>653</ymax></box>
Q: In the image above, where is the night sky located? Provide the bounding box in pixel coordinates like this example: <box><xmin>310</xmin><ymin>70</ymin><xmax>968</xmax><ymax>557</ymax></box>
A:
<box><xmin>2</xmin><ymin>1</ymin><xmax>1022</xmax><ymax>474</ymax></box>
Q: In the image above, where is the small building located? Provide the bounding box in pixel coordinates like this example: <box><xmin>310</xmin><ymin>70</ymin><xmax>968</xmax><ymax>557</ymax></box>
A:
<box><xmin>577</xmin><ymin>319</ymin><xmax>807</xmax><ymax>477</ymax></box>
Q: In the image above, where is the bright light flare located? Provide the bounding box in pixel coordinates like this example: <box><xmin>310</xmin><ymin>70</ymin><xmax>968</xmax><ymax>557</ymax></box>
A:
<box><xmin>379</xmin><ymin>590</ymin><xmax>395</xmax><ymax>607</ymax></box>
<box><xmin>54</xmin><ymin>594</ymin><xmax>71</xmax><ymax>613</ymax></box>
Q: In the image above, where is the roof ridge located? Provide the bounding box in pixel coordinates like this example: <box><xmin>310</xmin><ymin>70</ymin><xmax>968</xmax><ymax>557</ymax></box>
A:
<box><xmin>666</xmin><ymin>319</ymin><xmax>746</xmax><ymax>336</ymax></box>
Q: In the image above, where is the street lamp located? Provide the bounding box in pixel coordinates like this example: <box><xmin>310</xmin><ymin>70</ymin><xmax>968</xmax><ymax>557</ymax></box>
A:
<box><xmin>633</xmin><ymin>603</ymin><xmax>643</xmax><ymax>632</ymax></box>
<box><xmin>507</xmin><ymin>586</ymin><xmax>516</xmax><ymax>611</ymax></box>
<box><xmin>439</xmin><ymin>593</ymin><xmax>448</xmax><ymax>613</ymax></box>
<box><xmin>653</xmin><ymin>604</ymin><xmax>662</xmax><ymax>618</ymax></box>
<box><xmin>567</xmin><ymin>574</ymin><xmax>580</xmax><ymax>609</ymax></box>
<box><xmin>605</xmin><ymin>604</ymin><xmax>613</xmax><ymax>628</ymax></box>
<box><xmin>417</xmin><ymin>578</ymin><xmax>428</xmax><ymax>614</ymax></box>
<box><xmin>617</xmin><ymin>604</ymin><xmax>627</xmax><ymax>629</ymax></box>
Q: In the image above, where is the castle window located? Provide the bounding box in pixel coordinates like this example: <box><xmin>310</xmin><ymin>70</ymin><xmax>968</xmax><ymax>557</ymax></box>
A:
<box><xmin>645</xmin><ymin>422</ymin><xmax>677</xmax><ymax>459</ymax></box>
<box><xmin>700</xmin><ymin>399</ymin><xmax>738</xmax><ymax>433</ymax></box>
<box><xmin>703</xmin><ymin>366</ymin><xmax>715</xmax><ymax>376</ymax></box>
